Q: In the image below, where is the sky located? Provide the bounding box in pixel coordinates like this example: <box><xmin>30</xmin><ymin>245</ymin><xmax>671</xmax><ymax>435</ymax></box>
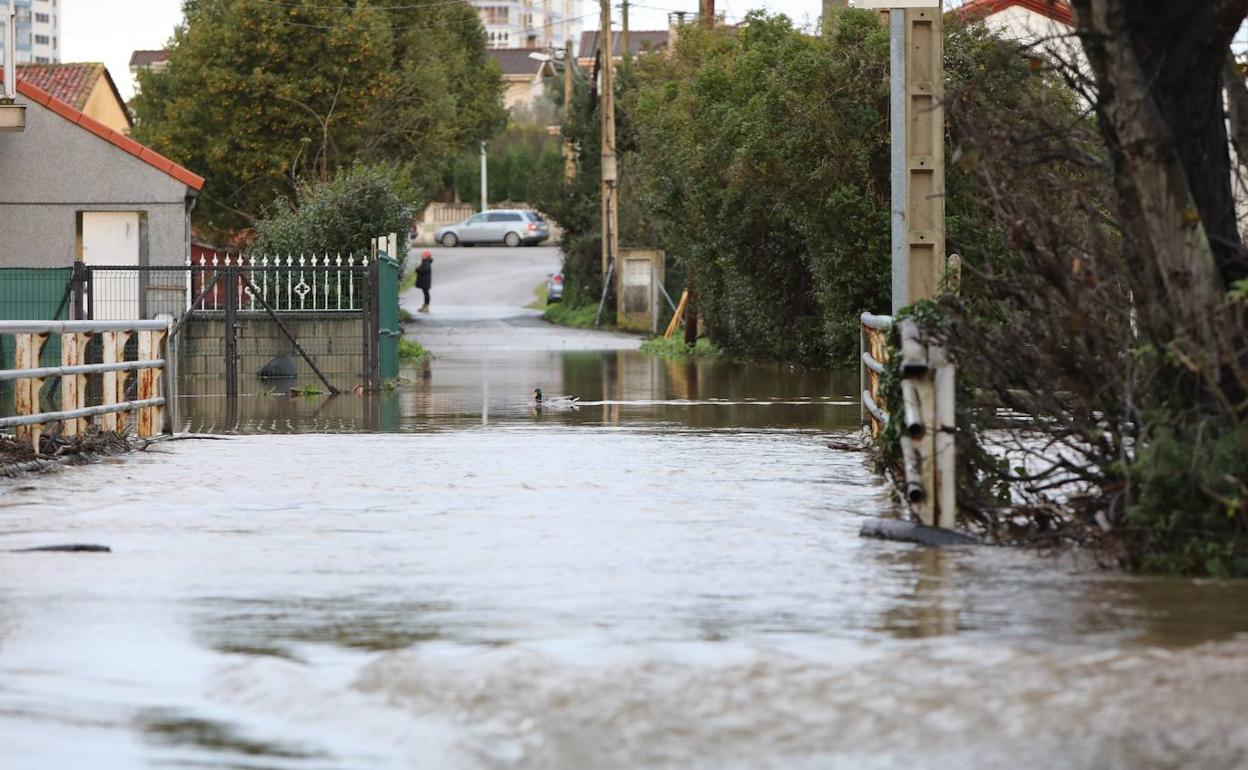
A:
<box><xmin>61</xmin><ymin>0</ymin><xmax>829</xmax><ymax>101</ymax></box>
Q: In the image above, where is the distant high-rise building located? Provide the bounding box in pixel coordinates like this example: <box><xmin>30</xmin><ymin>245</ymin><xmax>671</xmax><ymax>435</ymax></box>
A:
<box><xmin>0</xmin><ymin>0</ymin><xmax>60</xmax><ymax>65</ymax></box>
<box><xmin>471</xmin><ymin>0</ymin><xmax>581</xmax><ymax>50</ymax></box>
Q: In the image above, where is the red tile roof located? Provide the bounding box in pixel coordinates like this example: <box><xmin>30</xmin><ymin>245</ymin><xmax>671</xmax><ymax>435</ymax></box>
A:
<box><xmin>129</xmin><ymin>49</ymin><xmax>171</xmax><ymax>68</ymax></box>
<box><xmin>10</xmin><ymin>77</ymin><xmax>204</xmax><ymax>191</ymax></box>
<box><xmin>957</xmin><ymin>0</ymin><xmax>1075</xmax><ymax>27</ymax></box>
<box><xmin>4</xmin><ymin>62</ymin><xmax>133</xmax><ymax>130</ymax></box>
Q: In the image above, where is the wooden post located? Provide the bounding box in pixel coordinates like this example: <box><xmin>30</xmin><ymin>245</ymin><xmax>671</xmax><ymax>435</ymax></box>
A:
<box><xmin>151</xmin><ymin>328</ymin><xmax>167</xmax><ymax>436</ymax></box>
<box><xmin>664</xmin><ymin>289</ymin><xmax>688</xmax><ymax>339</ymax></box>
<box><xmin>114</xmin><ymin>332</ymin><xmax>132</xmax><ymax>432</ymax></box>
<box><xmin>903</xmin><ymin>3</ymin><xmax>945</xmax><ymax>305</ymax></box>
<box><xmin>563</xmin><ymin>40</ymin><xmax>576</xmax><ymax>182</ymax></box>
<box><xmin>60</xmin><ymin>332</ymin><xmax>88</xmax><ymax>437</ymax></box>
<box><xmin>137</xmin><ymin>330</ymin><xmax>154</xmax><ymax>438</ymax></box>
<box><xmin>599</xmin><ymin>0</ymin><xmax>618</xmax><ymax>280</ymax></box>
<box><xmin>700</xmin><ymin>0</ymin><xmax>715</xmax><ymax>26</ymax></box>
<box><xmin>102</xmin><ymin>331</ymin><xmax>119</xmax><ymax>431</ymax></box>
<box><xmin>621</xmin><ymin>0</ymin><xmax>631</xmax><ymax>66</ymax></box>
<box><xmin>14</xmin><ymin>333</ymin><xmax>46</xmax><ymax>451</ymax></box>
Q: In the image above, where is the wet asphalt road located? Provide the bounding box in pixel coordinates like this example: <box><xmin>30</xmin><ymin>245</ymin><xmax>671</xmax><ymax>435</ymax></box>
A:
<box><xmin>401</xmin><ymin>245</ymin><xmax>643</xmax><ymax>352</ymax></box>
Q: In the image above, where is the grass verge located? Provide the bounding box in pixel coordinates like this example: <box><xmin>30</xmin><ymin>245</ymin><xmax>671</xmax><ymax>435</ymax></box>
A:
<box><xmin>640</xmin><ymin>335</ymin><xmax>721</xmax><ymax>359</ymax></box>
<box><xmin>542</xmin><ymin>301</ymin><xmax>606</xmax><ymax>329</ymax></box>
<box><xmin>399</xmin><ymin>337</ymin><xmax>429</xmax><ymax>362</ymax></box>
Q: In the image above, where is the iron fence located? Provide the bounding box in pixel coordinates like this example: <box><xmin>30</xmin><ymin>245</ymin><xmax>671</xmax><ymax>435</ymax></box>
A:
<box><xmin>77</xmin><ymin>254</ymin><xmax>370</xmax><ymax>321</ymax></box>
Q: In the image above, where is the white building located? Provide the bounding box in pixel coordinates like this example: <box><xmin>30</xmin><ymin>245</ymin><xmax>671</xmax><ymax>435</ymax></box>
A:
<box><xmin>0</xmin><ymin>0</ymin><xmax>60</xmax><ymax>65</ymax></box>
<box><xmin>472</xmin><ymin>0</ymin><xmax>582</xmax><ymax>51</ymax></box>
<box><xmin>957</xmin><ymin>0</ymin><xmax>1079</xmax><ymax>66</ymax></box>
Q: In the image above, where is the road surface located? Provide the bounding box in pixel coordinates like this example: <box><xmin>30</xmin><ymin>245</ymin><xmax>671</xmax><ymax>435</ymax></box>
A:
<box><xmin>401</xmin><ymin>245</ymin><xmax>642</xmax><ymax>352</ymax></box>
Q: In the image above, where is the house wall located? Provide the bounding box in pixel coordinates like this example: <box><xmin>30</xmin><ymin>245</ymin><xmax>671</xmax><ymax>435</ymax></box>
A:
<box><xmin>82</xmin><ymin>79</ymin><xmax>131</xmax><ymax>135</ymax></box>
<box><xmin>504</xmin><ymin>77</ymin><xmax>542</xmax><ymax>110</ymax></box>
<box><xmin>0</xmin><ymin>91</ymin><xmax>192</xmax><ymax>270</ymax></box>
<box><xmin>982</xmin><ymin>7</ymin><xmax>1084</xmax><ymax>69</ymax></box>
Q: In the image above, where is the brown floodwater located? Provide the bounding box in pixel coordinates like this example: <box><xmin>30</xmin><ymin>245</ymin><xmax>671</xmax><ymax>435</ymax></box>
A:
<box><xmin>1</xmin><ymin>343</ymin><xmax>1247</xmax><ymax>770</ymax></box>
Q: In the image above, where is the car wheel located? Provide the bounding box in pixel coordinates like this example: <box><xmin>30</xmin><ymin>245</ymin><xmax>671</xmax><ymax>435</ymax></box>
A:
<box><xmin>504</xmin><ymin>232</ymin><xmax>521</xmax><ymax>248</ymax></box>
<box><xmin>441</xmin><ymin>233</ymin><xmax>459</xmax><ymax>247</ymax></box>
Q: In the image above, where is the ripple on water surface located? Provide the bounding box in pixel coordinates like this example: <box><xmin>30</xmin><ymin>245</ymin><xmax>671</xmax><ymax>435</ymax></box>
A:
<box><xmin>2</xmin><ymin>349</ymin><xmax>1247</xmax><ymax>769</ymax></box>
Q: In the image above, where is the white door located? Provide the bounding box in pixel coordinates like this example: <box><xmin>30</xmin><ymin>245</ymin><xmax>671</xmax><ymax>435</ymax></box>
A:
<box><xmin>82</xmin><ymin>212</ymin><xmax>141</xmax><ymax>319</ymax></box>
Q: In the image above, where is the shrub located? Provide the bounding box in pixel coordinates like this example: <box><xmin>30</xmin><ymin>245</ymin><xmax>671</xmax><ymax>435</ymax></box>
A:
<box><xmin>251</xmin><ymin>164</ymin><xmax>417</xmax><ymax>268</ymax></box>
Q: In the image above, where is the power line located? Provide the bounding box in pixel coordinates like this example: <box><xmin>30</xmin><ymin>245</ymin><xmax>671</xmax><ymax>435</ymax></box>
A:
<box><xmin>268</xmin><ymin>8</ymin><xmax>601</xmax><ymax>32</ymax></box>
<box><xmin>252</xmin><ymin>0</ymin><xmax>474</xmax><ymax>10</ymax></box>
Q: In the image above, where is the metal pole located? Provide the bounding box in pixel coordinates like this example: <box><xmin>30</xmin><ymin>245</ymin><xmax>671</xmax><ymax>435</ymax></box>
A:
<box><xmin>223</xmin><ymin>266</ymin><xmax>238</xmax><ymax>398</ymax></box>
<box><xmin>480</xmin><ymin>141</ymin><xmax>488</xmax><ymax>212</ymax></box>
<box><xmin>890</xmin><ymin>8</ymin><xmax>907</xmax><ymax>315</ymax></box>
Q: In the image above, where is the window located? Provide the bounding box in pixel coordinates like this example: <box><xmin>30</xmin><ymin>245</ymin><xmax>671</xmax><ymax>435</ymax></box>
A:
<box><xmin>487</xmin><ymin>212</ymin><xmax>523</xmax><ymax>222</ymax></box>
<box><xmin>482</xmin><ymin>6</ymin><xmax>508</xmax><ymax>25</ymax></box>
<box><xmin>465</xmin><ymin>213</ymin><xmax>487</xmax><ymax>225</ymax></box>
<box><xmin>35</xmin><ymin>12</ymin><xmax>48</xmax><ymax>23</ymax></box>
<box><xmin>34</xmin><ymin>55</ymin><xmax>48</xmax><ymax>63</ymax></box>
<box><xmin>34</xmin><ymin>34</ymin><xmax>48</xmax><ymax>45</ymax></box>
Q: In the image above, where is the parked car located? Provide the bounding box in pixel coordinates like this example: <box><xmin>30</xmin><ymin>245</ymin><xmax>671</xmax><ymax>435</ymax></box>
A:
<box><xmin>546</xmin><ymin>271</ymin><xmax>564</xmax><ymax>303</ymax></box>
<box><xmin>435</xmin><ymin>209</ymin><xmax>550</xmax><ymax>247</ymax></box>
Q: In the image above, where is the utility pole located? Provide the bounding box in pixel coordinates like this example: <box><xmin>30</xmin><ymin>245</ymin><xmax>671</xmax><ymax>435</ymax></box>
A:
<box><xmin>599</xmin><ymin>0</ymin><xmax>618</xmax><ymax>281</ymax></box>
<box><xmin>621</xmin><ymin>0</ymin><xmax>631</xmax><ymax>67</ymax></box>
<box><xmin>564</xmin><ymin>39</ymin><xmax>576</xmax><ymax>182</ymax></box>
<box><xmin>699</xmin><ymin>0</ymin><xmax>714</xmax><ymax>27</ymax></box>
<box><xmin>543</xmin><ymin>0</ymin><xmax>553</xmax><ymax>47</ymax></box>
<box><xmin>821</xmin><ymin>0</ymin><xmax>847</xmax><ymax>34</ymax></box>
<box><xmin>480</xmin><ymin>141</ymin><xmax>488</xmax><ymax>212</ymax></box>
<box><xmin>857</xmin><ymin>0</ymin><xmax>945</xmax><ymax>311</ymax></box>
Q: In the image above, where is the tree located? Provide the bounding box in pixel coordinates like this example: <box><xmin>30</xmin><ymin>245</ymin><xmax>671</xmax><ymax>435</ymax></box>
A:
<box><xmin>250</xmin><ymin>164</ymin><xmax>416</xmax><ymax>265</ymax></box>
<box><xmin>132</xmin><ymin>0</ymin><xmax>505</xmax><ymax>237</ymax></box>
<box><xmin>927</xmin><ymin>1</ymin><xmax>1248</xmax><ymax>574</ymax></box>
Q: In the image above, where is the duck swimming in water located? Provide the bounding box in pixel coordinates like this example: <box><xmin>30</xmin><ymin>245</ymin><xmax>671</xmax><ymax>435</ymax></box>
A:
<box><xmin>532</xmin><ymin>387</ymin><xmax>580</xmax><ymax>410</ymax></box>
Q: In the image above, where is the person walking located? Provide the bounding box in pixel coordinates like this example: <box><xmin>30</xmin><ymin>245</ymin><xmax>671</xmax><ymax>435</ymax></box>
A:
<box><xmin>415</xmin><ymin>250</ymin><xmax>433</xmax><ymax>313</ymax></box>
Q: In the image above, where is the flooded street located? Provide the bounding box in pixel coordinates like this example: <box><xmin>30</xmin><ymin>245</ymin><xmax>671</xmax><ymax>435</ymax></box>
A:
<box><xmin>2</xmin><ymin>248</ymin><xmax>1247</xmax><ymax>769</ymax></box>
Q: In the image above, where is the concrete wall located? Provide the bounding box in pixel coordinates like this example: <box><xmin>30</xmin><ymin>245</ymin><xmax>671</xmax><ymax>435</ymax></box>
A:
<box><xmin>0</xmin><ymin>91</ymin><xmax>192</xmax><ymax>269</ymax></box>
<box><xmin>177</xmin><ymin>314</ymin><xmax>367</xmax><ymax>394</ymax></box>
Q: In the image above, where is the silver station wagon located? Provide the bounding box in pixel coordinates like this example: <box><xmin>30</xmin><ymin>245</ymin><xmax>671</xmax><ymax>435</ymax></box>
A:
<box><xmin>435</xmin><ymin>209</ymin><xmax>550</xmax><ymax>247</ymax></box>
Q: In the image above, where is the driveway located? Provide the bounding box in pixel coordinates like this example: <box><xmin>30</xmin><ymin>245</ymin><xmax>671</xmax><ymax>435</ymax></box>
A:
<box><xmin>401</xmin><ymin>245</ymin><xmax>643</xmax><ymax>353</ymax></box>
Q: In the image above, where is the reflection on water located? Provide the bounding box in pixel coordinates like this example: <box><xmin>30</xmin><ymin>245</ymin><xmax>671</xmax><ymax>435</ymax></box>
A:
<box><xmin>3</xmin><ymin>346</ymin><xmax>1248</xmax><ymax>770</ymax></box>
<box><xmin>177</xmin><ymin>350</ymin><xmax>861</xmax><ymax>434</ymax></box>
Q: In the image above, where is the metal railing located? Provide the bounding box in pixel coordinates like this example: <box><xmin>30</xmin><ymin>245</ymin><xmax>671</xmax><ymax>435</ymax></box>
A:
<box><xmin>76</xmin><ymin>255</ymin><xmax>370</xmax><ymax>322</ymax></box>
<box><xmin>0</xmin><ymin>320</ymin><xmax>173</xmax><ymax>451</ymax></box>
<box><xmin>860</xmin><ymin>311</ymin><xmax>956</xmax><ymax>529</ymax></box>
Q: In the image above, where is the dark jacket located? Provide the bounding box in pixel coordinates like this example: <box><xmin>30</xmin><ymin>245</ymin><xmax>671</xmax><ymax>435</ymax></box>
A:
<box><xmin>415</xmin><ymin>257</ymin><xmax>433</xmax><ymax>290</ymax></box>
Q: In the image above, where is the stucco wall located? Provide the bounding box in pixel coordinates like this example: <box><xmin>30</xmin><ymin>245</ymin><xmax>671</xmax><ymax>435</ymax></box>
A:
<box><xmin>0</xmin><ymin>91</ymin><xmax>193</xmax><ymax>269</ymax></box>
<box><xmin>82</xmin><ymin>79</ymin><xmax>132</xmax><ymax>135</ymax></box>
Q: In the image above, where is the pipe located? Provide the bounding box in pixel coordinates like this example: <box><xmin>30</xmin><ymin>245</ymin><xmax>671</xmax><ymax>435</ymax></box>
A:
<box><xmin>0</xmin><ymin>398</ymin><xmax>165</xmax><ymax>429</ymax></box>
<box><xmin>0</xmin><ymin>359</ymin><xmax>165</xmax><ymax>383</ymax></box>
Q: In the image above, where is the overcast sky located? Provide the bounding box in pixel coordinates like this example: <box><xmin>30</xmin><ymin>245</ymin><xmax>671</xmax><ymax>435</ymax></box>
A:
<box><xmin>62</xmin><ymin>0</ymin><xmax>829</xmax><ymax>101</ymax></box>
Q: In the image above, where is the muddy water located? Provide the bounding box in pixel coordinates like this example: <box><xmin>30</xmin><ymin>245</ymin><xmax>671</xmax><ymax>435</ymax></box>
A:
<box><xmin>2</xmin><ymin>345</ymin><xmax>1248</xmax><ymax>769</ymax></box>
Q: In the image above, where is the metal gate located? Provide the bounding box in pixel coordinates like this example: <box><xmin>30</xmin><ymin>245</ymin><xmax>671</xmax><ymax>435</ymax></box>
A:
<box><xmin>70</xmin><ymin>254</ymin><xmax>382</xmax><ymax>396</ymax></box>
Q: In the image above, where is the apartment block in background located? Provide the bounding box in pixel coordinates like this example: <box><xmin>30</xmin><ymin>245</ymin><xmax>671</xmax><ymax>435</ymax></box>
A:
<box><xmin>472</xmin><ymin>0</ymin><xmax>581</xmax><ymax>50</ymax></box>
<box><xmin>0</xmin><ymin>0</ymin><xmax>60</xmax><ymax>65</ymax></box>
